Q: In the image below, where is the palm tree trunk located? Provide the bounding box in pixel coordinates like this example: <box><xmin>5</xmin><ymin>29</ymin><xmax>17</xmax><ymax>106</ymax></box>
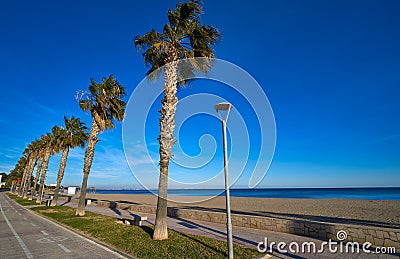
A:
<box><xmin>18</xmin><ymin>174</ymin><xmax>24</xmax><ymax>196</ymax></box>
<box><xmin>18</xmin><ymin>172</ymin><xmax>25</xmax><ymax>197</ymax></box>
<box><xmin>21</xmin><ymin>157</ymin><xmax>34</xmax><ymax>198</ymax></box>
<box><xmin>153</xmin><ymin>60</ymin><xmax>178</xmax><ymax>240</ymax></box>
<box><xmin>76</xmin><ymin>120</ymin><xmax>99</xmax><ymax>216</ymax></box>
<box><xmin>19</xmin><ymin>161</ymin><xmax>30</xmax><ymax>197</ymax></box>
<box><xmin>22</xmin><ymin>166</ymin><xmax>31</xmax><ymax>199</ymax></box>
<box><xmin>30</xmin><ymin>157</ymin><xmax>43</xmax><ymax>200</ymax></box>
<box><xmin>23</xmin><ymin>156</ymin><xmax>36</xmax><ymax>199</ymax></box>
<box><xmin>51</xmin><ymin>147</ymin><xmax>69</xmax><ymax>206</ymax></box>
<box><xmin>36</xmin><ymin>149</ymin><xmax>51</xmax><ymax>203</ymax></box>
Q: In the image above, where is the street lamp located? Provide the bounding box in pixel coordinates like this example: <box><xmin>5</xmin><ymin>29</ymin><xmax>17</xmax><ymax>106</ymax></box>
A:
<box><xmin>214</xmin><ymin>102</ymin><xmax>233</xmax><ymax>259</ymax></box>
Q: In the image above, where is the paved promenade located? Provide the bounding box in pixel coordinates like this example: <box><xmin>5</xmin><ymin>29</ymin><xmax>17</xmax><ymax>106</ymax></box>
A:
<box><xmin>0</xmin><ymin>192</ymin><xmax>128</xmax><ymax>259</ymax></box>
<box><xmin>58</xmin><ymin>197</ymin><xmax>398</xmax><ymax>259</ymax></box>
<box><xmin>2</xmin><ymin>191</ymin><xmax>398</xmax><ymax>258</ymax></box>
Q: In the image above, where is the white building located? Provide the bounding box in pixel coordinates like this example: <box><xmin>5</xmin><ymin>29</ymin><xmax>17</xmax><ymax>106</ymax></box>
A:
<box><xmin>67</xmin><ymin>186</ymin><xmax>80</xmax><ymax>194</ymax></box>
<box><xmin>0</xmin><ymin>175</ymin><xmax>5</xmax><ymax>187</ymax></box>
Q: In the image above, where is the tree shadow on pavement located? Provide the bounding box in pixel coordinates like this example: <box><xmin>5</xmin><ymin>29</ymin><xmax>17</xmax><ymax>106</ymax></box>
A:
<box><xmin>175</xmin><ymin>217</ymin><xmax>305</xmax><ymax>259</ymax></box>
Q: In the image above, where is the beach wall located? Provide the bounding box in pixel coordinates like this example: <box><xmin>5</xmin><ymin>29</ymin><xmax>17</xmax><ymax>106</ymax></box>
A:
<box><xmin>169</xmin><ymin>207</ymin><xmax>400</xmax><ymax>249</ymax></box>
<box><xmin>88</xmin><ymin>198</ymin><xmax>400</xmax><ymax>249</ymax></box>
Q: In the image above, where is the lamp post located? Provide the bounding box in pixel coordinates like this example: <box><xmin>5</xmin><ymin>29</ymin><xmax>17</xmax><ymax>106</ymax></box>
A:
<box><xmin>214</xmin><ymin>102</ymin><xmax>233</xmax><ymax>259</ymax></box>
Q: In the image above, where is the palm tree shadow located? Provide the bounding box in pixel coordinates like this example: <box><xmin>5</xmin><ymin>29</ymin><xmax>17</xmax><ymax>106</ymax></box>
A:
<box><xmin>108</xmin><ymin>201</ymin><xmax>122</xmax><ymax>216</ymax></box>
<box><xmin>59</xmin><ymin>196</ymin><xmax>72</xmax><ymax>206</ymax></box>
<box><xmin>140</xmin><ymin>226</ymin><xmax>154</xmax><ymax>238</ymax></box>
<box><xmin>175</xmin><ymin>218</ymin><xmax>304</xmax><ymax>258</ymax></box>
<box><xmin>178</xmin><ymin>231</ymin><xmax>228</xmax><ymax>257</ymax></box>
<box><xmin>138</xmin><ymin>226</ymin><xmax>225</xmax><ymax>257</ymax></box>
<box><xmin>176</xmin><ymin>217</ymin><xmax>256</xmax><ymax>246</ymax></box>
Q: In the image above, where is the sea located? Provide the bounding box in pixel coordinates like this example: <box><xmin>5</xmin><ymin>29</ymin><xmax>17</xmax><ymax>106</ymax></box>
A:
<box><xmin>94</xmin><ymin>187</ymin><xmax>400</xmax><ymax>201</ymax></box>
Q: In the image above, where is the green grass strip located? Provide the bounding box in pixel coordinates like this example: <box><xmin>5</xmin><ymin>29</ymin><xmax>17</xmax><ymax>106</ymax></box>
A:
<box><xmin>7</xmin><ymin>193</ymin><xmax>41</xmax><ymax>206</ymax></box>
<box><xmin>6</xmin><ymin>194</ymin><xmax>260</xmax><ymax>258</ymax></box>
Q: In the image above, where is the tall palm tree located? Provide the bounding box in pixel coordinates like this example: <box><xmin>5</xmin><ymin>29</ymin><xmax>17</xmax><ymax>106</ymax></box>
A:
<box><xmin>23</xmin><ymin>140</ymin><xmax>41</xmax><ymax>199</ymax></box>
<box><xmin>36</xmin><ymin>133</ymin><xmax>54</xmax><ymax>203</ymax></box>
<box><xmin>19</xmin><ymin>145</ymin><xmax>32</xmax><ymax>197</ymax></box>
<box><xmin>50</xmin><ymin>116</ymin><xmax>88</xmax><ymax>206</ymax></box>
<box><xmin>75</xmin><ymin>75</ymin><xmax>126</xmax><ymax>216</ymax></box>
<box><xmin>29</xmin><ymin>139</ymin><xmax>46</xmax><ymax>200</ymax></box>
<box><xmin>134</xmin><ymin>0</ymin><xmax>221</xmax><ymax>240</ymax></box>
<box><xmin>20</xmin><ymin>140</ymin><xmax>39</xmax><ymax>198</ymax></box>
<box><xmin>12</xmin><ymin>156</ymin><xmax>28</xmax><ymax>194</ymax></box>
<box><xmin>18</xmin><ymin>152</ymin><xmax>30</xmax><ymax>197</ymax></box>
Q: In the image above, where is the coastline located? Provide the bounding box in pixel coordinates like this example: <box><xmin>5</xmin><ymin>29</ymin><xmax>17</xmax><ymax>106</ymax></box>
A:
<box><xmin>85</xmin><ymin>193</ymin><xmax>400</xmax><ymax>228</ymax></box>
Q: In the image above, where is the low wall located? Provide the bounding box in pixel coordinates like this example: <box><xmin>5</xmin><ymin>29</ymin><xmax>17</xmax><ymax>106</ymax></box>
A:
<box><xmin>167</xmin><ymin>206</ymin><xmax>400</xmax><ymax>249</ymax></box>
<box><xmin>61</xmin><ymin>196</ymin><xmax>400</xmax><ymax>249</ymax></box>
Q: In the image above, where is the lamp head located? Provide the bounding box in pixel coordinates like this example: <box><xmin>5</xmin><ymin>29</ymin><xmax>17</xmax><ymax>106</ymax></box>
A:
<box><xmin>214</xmin><ymin>102</ymin><xmax>232</xmax><ymax>112</ymax></box>
<box><xmin>214</xmin><ymin>102</ymin><xmax>232</xmax><ymax>122</ymax></box>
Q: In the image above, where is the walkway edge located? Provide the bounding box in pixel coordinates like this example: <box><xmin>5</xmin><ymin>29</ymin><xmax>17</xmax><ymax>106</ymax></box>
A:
<box><xmin>0</xmin><ymin>200</ymin><xmax>33</xmax><ymax>258</ymax></box>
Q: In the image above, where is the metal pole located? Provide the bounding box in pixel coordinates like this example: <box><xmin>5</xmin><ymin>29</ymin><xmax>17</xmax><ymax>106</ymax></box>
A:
<box><xmin>222</xmin><ymin>120</ymin><xmax>234</xmax><ymax>259</ymax></box>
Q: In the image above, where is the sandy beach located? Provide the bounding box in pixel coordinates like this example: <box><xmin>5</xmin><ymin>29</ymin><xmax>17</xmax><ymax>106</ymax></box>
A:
<box><xmin>85</xmin><ymin>193</ymin><xmax>400</xmax><ymax>228</ymax></box>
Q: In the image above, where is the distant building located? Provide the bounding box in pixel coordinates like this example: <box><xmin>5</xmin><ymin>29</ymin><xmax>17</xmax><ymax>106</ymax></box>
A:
<box><xmin>0</xmin><ymin>175</ymin><xmax>4</xmax><ymax>187</ymax></box>
<box><xmin>67</xmin><ymin>186</ymin><xmax>80</xmax><ymax>194</ymax></box>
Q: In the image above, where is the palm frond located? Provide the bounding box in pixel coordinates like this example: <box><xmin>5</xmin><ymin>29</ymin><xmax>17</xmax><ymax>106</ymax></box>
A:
<box><xmin>135</xmin><ymin>0</ymin><xmax>221</xmax><ymax>81</ymax></box>
<box><xmin>77</xmin><ymin>75</ymin><xmax>126</xmax><ymax>132</ymax></box>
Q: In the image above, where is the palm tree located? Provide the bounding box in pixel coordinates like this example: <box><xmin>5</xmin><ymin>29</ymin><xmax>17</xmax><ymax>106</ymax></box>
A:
<box><xmin>19</xmin><ymin>145</ymin><xmax>32</xmax><ymax>197</ymax></box>
<box><xmin>23</xmin><ymin>140</ymin><xmax>42</xmax><ymax>199</ymax></box>
<box><xmin>21</xmin><ymin>140</ymin><xmax>39</xmax><ymax>198</ymax></box>
<box><xmin>36</xmin><ymin>133</ymin><xmax>54</xmax><ymax>204</ymax></box>
<box><xmin>75</xmin><ymin>75</ymin><xmax>126</xmax><ymax>216</ymax></box>
<box><xmin>134</xmin><ymin>0</ymin><xmax>221</xmax><ymax>240</ymax></box>
<box><xmin>29</xmin><ymin>139</ymin><xmax>46</xmax><ymax>200</ymax></box>
<box><xmin>18</xmin><ymin>152</ymin><xmax>31</xmax><ymax>197</ymax></box>
<box><xmin>11</xmin><ymin>156</ymin><xmax>28</xmax><ymax>194</ymax></box>
<box><xmin>50</xmin><ymin>116</ymin><xmax>88</xmax><ymax>206</ymax></box>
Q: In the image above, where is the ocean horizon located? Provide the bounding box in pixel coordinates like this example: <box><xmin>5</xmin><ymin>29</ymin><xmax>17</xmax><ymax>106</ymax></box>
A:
<box><xmin>92</xmin><ymin>187</ymin><xmax>400</xmax><ymax>201</ymax></box>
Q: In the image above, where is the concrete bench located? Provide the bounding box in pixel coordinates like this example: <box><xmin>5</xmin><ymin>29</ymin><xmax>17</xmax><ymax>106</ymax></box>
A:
<box><xmin>121</xmin><ymin>215</ymin><xmax>148</xmax><ymax>226</ymax></box>
<box><xmin>45</xmin><ymin>199</ymin><xmax>52</xmax><ymax>206</ymax></box>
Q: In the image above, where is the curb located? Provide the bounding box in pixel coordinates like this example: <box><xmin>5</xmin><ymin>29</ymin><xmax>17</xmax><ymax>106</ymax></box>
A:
<box><xmin>6</xmin><ymin>193</ymin><xmax>136</xmax><ymax>259</ymax></box>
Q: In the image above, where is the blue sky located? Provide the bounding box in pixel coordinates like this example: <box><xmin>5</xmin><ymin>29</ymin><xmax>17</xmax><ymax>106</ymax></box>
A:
<box><xmin>0</xmin><ymin>0</ymin><xmax>399</xmax><ymax>189</ymax></box>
